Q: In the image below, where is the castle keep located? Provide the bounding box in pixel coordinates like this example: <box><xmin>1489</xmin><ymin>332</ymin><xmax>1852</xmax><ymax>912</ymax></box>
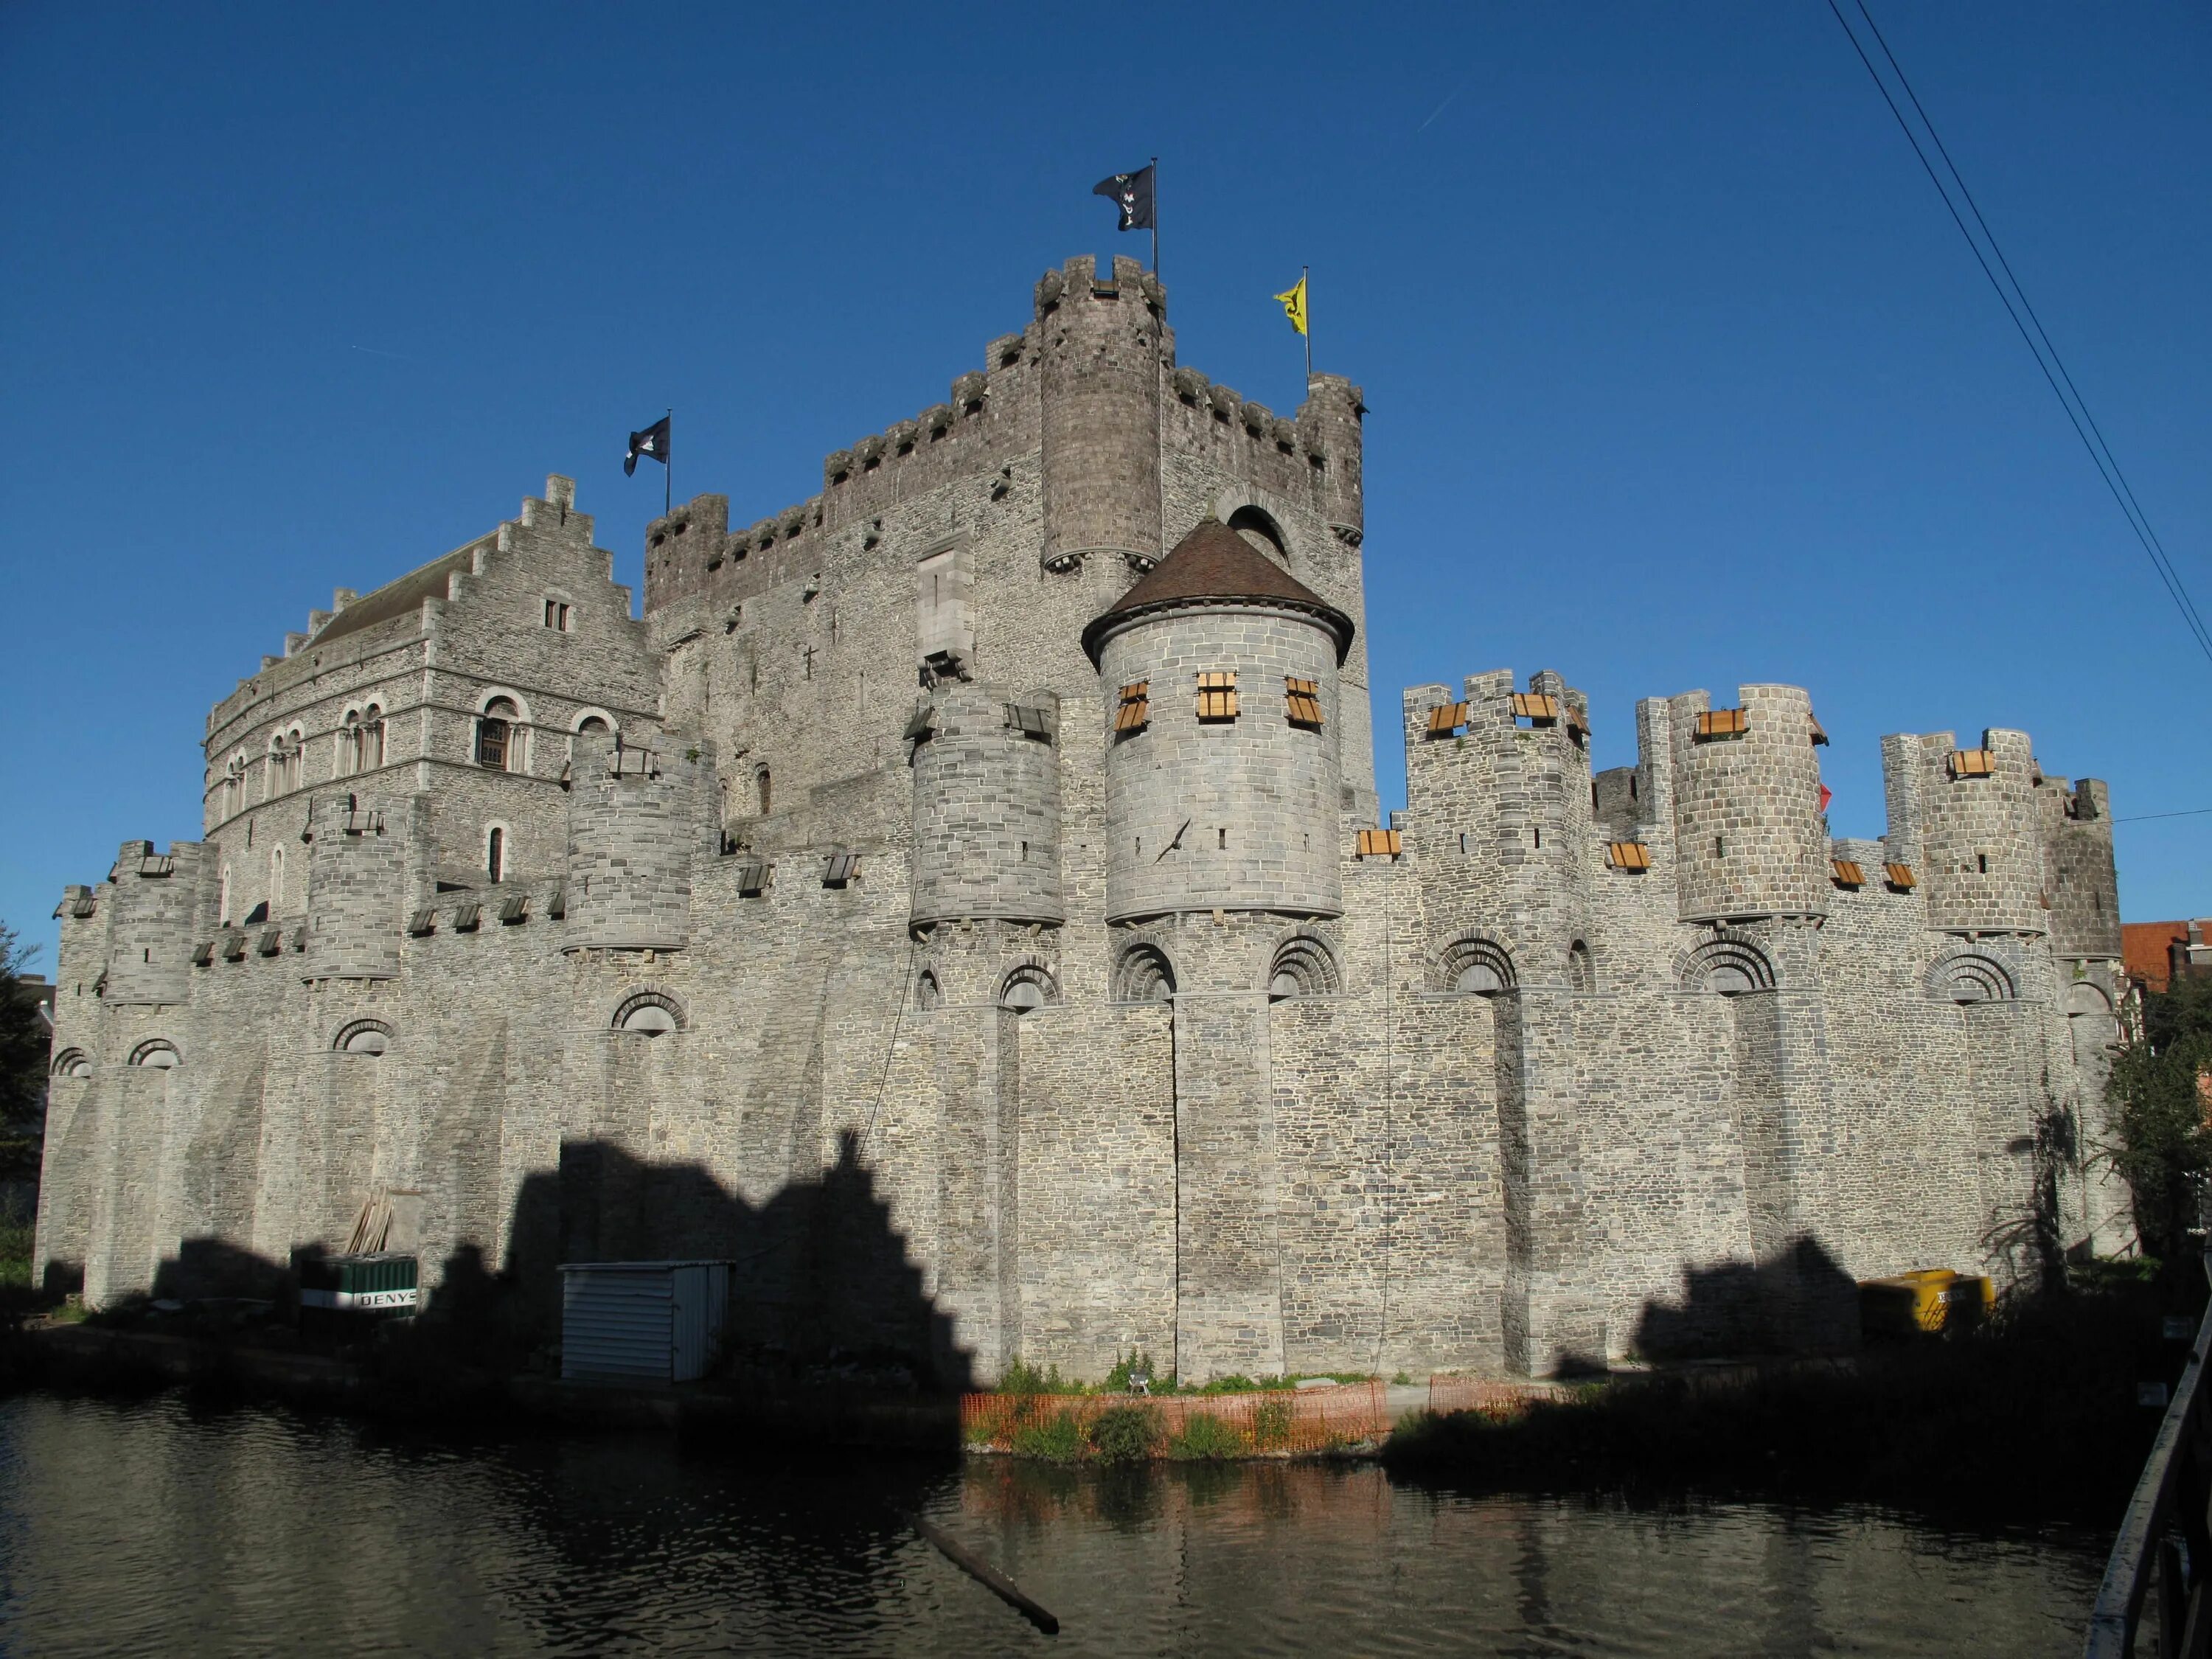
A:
<box><xmin>35</xmin><ymin>256</ymin><xmax>2131</xmax><ymax>1379</ymax></box>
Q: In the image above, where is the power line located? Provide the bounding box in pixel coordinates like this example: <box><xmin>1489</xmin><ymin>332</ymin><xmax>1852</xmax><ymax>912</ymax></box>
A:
<box><xmin>1823</xmin><ymin>0</ymin><xmax>2212</xmax><ymax>669</ymax></box>
<box><xmin>1846</xmin><ymin>0</ymin><xmax>2210</xmax><ymax>655</ymax></box>
<box><xmin>2114</xmin><ymin>807</ymin><xmax>2212</xmax><ymax>825</ymax></box>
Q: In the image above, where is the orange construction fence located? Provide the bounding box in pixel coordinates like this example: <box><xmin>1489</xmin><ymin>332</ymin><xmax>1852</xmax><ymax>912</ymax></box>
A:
<box><xmin>962</xmin><ymin>1380</ymin><xmax>1390</xmax><ymax>1455</ymax></box>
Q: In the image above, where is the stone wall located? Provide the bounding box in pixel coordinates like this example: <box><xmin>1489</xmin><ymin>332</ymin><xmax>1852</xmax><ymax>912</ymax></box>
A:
<box><xmin>32</xmin><ymin>260</ymin><xmax>2131</xmax><ymax>1383</ymax></box>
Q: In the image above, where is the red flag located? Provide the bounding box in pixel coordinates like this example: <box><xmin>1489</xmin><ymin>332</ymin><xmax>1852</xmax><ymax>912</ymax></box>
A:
<box><xmin>1820</xmin><ymin>784</ymin><xmax>1834</xmax><ymax>813</ymax></box>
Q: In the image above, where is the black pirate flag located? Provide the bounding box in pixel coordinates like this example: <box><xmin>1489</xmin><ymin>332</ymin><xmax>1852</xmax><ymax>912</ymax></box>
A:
<box><xmin>624</xmin><ymin>414</ymin><xmax>669</xmax><ymax>477</ymax></box>
<box><xmin>1092</xmin><ymin>164</ymin><xmax>1155</xmax><ymax>232</ymax></box>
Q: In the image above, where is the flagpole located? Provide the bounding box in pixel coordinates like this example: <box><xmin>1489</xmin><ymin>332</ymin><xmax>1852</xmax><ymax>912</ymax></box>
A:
<box><xmin>664</xmin><ymin>406</ymin><xmax>672</xmax><ymax>518</ymax></box>
<box><xmin>1150</xmin><ymin>155</ymin><xmax>1159</xmax><ymax>277</ymax></box>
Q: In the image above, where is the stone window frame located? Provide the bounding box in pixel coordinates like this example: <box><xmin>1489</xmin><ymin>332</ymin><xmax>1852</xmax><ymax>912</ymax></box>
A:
<box><xmin>473</xmin><ymin>687</ymin><xmax>534</xmax><ymax>774</ymax></box>
<box><xmin>1226</xmin><ymin>504</ymin><xmax>1293</xmax><ymax>572</ymax></box>
<box><xmin>914</xmin><ymin>969</ymin><xmax>942</xmax><ymax>1011</ymax></box>
<box><xmin>1267</xmin><ymin>933</ymin><xmax>1340</xmax><ymax>1000</ymax></box>
<box><xmin>1924</xmin><ymin>947</ymin><xmax>2017</xmax><ymax>1006</ymax></box>
<box><xmin>999</xmin><ymin>961</ymin><xmax>1060</xmax><ymax>1014</ymax></box>
<box><xmin>484</xmin><ymin>820</ymin><xmax>514</xmax><ymax>885</ymax></box>
<box><xmin>541</xmin><ymin>588</ymin><xmax>576</xmax><ymax>633</ymax></box>
<box><xmin>1434</xmin><ymin>933</ymin><xmax>1515</xmax><ymax>996</ymax></box>
<box><xmin>51</xmin><ymin>1046</ymin><xmax>91</xmax><ymax>1079</ymax></box>
<box><xmin>1568</xmin><ymin>939</ymin><xmax>1596</xmax><ymax>993</ymax></box>
<box><xmin>333</xmin><ymin>1018</ymin><xmax>394</xmax><ymax>1057</ymax></box>
<box><xmin>1111</xmin><ymin>939</ymin><xmax>1178</xmax><ymax>1004</ymax></box>
<box><xmin>128</xmin><ymin>1038</ymin><xmax>181</xmax><ymax>1069</ymax></box>
<box><xmin>612</xmin><ymin>989</ymin><xmax>686</xmax><ymax>1037</ymax></box>
<box><xmin>1677</xmin><ymin>935</ymin><xmax>1776</xmax><ymax>997</ymax></box>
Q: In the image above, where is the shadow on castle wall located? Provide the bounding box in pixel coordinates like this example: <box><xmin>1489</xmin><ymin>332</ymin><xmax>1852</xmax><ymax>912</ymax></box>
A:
<box><xmin>1630</xmin><ymin>1235</ymin><xmax>1861</xmax><ymax>1363</ymax></box>
<box><xmin>99</xmin><ymin>1129</ymin><xmax>973</xmax><ymax>1392</ymax></box>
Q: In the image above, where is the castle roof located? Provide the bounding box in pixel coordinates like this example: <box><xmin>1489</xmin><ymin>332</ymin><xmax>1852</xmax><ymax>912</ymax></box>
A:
<box><xmin>1081</xmin><ymin>518</ymin><xmax>1354</xmax><ymax>665</ymax></box>
<box><xmin>311</xmin><ymin>541</ymin><xmax>484</xmax><ymax>647</ymax></box>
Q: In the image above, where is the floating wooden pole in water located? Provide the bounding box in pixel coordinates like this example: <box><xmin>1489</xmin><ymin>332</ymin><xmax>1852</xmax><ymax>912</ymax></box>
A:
<box><xmin>913</xmin><ymin>1515</ymin><xmax>1060</xmax><ymax>1635</ymax></box>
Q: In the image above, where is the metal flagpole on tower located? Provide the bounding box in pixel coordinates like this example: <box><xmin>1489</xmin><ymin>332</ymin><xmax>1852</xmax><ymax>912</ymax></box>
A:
<box><xmin>1150</xmin><ymin>156</ymin><xmax>1159</xmax><ymax>277</ymax></box>
<box><xmin>664</xmin><ymin>408</ymin><xmax>672</xmax><ymax>517</ymax></box>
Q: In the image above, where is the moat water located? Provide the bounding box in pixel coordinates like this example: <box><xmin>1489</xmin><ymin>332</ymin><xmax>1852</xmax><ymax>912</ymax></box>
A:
<box><xmin>0</xmin><ymin>1391</ymin><xmax>2107</xmax><ymax>1656</ymax></box>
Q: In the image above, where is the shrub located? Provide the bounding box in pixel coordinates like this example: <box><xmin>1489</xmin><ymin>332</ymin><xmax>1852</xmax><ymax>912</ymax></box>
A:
<box><xmin>1103</xmin><ymin>1348</ymin><xmax>1156</xmax><ymax>1394</ymax></box>
<box><xmin>1009</xmin><ymin>1408</ymin><xmax>1085</xmax><ymax>1464</ymax></box>
<box><xmin>1251</xmin><ymin>1396</ymin><xmax>1293</xmax><ymax>1450</ymax></box>
<box><xmin>1089</xmin><ymin>1403</ymin><xmax>1164</xmax><ymax>1465</ymax></box>
<box><xmin>1168</xmin><ymin>1411</ymin><xmax>1245</xmax><ymax>1461</ymax></box>
<box><xmin>999</xmin><ymin>1357</ymin><xmax>1080</xmax><ymax>1397</ymax></box>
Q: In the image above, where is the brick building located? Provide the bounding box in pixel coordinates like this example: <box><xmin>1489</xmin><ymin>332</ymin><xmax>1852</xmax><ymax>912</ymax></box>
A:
<box><xmin>35</xmin><ymin>257</ymin><xmax>2132</xmax><ymax>1379</ymax></box>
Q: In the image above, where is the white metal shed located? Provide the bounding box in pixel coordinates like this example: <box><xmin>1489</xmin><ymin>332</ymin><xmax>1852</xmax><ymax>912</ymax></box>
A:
<box><xmin>557</xmin><ymin>1259</ymin><xmax>733</xmax><ymax>1384</ymax></box>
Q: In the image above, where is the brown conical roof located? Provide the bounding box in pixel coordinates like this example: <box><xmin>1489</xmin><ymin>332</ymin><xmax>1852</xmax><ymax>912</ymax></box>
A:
<box><xmin>1081</xmin><ymin>518</ymin><xmax>1354</xmax><ymax>664</ymax></box>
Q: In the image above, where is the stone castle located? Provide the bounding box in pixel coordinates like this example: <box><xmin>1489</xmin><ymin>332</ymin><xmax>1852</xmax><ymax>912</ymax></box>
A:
<box><xmin>35</xmin><ymin>254</ymin><xmax>2132</xmax><ymax>1380</ymax></box>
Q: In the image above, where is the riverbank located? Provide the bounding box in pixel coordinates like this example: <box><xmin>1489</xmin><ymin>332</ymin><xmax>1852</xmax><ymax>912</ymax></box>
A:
<box><xmin>1387</xmin><ymin>1286</ymin><xmax>2184</xmax><ymax>1526</ymax></box>
<box><xmin>0</xmin><ymin>1318</ymin><xmax>964</xmax><ymax>1452</ymax></box>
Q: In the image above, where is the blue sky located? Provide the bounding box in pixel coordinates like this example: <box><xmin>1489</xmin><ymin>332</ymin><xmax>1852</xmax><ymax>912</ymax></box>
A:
<box><xmin>2</xmin><ymin>1</ymin><xmax>2205</xmax><ymax>973</ymax></box>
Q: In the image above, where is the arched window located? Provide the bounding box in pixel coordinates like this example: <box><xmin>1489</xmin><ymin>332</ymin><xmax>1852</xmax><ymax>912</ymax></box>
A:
<box><xmin>52</xmin><ymin>1048</ymin><xmax>91</xmax><ymax>1079</ymax></box>
<box><xmin>218</xmin><ymin>865</ymin><xmax>232</xmax><ymax>926</ymax></box>
<box><xmin>476</xmin><ymin>697</ymin><xmax>518</xmax><ymax>770</ymax></box>
<box><xmin>1114</xmin><ymin>944</ymin><xmax>1178</xmax><ymax>1003</ymax></box>
<box><xmin>358</xmin><ymin>703</ymin><xmax>386</xmax><ymax>771</ymax></box>
<box><xmin>269</xmin><ymin>846</ymin><xmax>285</xmax><ymax>913</ymax></box>
<box><xmin>576</xmin><ymin>714</ymin><xmax>610</xmax><ymax>735</ymax></box>
<box><xmin>339</xmin><ymin>709</ymin><xmax>361</xmax><ymax>776</ymax></box>
<box><xmin>1681</xmin><ymin>937</ymin><xmax>1775</xmax><ymax>998</ymax></box>
<box><xmin>915</xmin><ymin>970</ymin><xmax>942</xmax><ymax>1010</ymax></box>
<box><xmin>129</xmin><ymin>1040</ymin><xmax>180</xmax><ymax>1069</ymax></box>
<box><xmin>1438</xmin><ymin>936</ymin><xmax>1515</xmax><ymax>995</ymax></box>
<box><xmin>756</xmin><ymin>765</ymin><xmax>772</xmax><ymax>815</ymax></box>
<box><xmin>486</xmin><ymin>826</ymin><xmax>506</xmax><ymax>884</ymax></box>
<box><xmin>335</xmin><ymin>1020</ymin><xmax>393</xmax><ymax>1056</ymax></box>
<box><xmin>1929</xmin><ymin>952</ymin><xmax>2015</xmax><ymax>1006</ymax></box>
<box><xmin>1568</xmin><ymin>939</ymin><xmax>1595</xmax><ymax>993</ymax></box>
<box><xmin>1268</xmin><ymin>935</ymin><xmax>1339</xmax><ymax>1000</ymax></box>
<box><xmin>613</xmin><ymin>990</ymin><xmax>684</xmax><ymax>1037</ymax></box>
<box><xmin>224</xmin><ymin>753</ymin><xmax>246</xmax><ymax>818</ymax></box>
<box><xmin>1228</xmin><ymin>505</ymin><xmax>1290</xmax><ymax>569</ymax></box>
<box><xmin>999</xmin><ymin>965</ymin><xmax>1059</xmax><ymax>1013</ymax></box>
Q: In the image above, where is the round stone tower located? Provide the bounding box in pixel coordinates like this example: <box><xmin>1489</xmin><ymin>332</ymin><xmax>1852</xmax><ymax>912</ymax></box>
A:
<box><xmin>1084</xmin><ymin>518</ymin><xmax>1354</xmax><ymax>923</ymax></box>
<box><xmin>563</xmin><ymin>733</ymin><xmax>702</xmax><ymax>952</ymax></box>
<box><xmin>1915</xmin><ymin>728</ymin><xmax>2046</xmax><ymax>936</ymax></box>
<box><xmin>909</xmin><ymin>680</ymin><xmax>1064</xmax><ymax>928</ymax></box>
<box><xmin>1668</xmin><ymin>684</ymin><xmax>1829</xmax><ymax>922</ymax></box>
<box><xmin>1037</xmin><ymin>253</ymin><xmax>1164</xmax><ymax>574</ymax></box>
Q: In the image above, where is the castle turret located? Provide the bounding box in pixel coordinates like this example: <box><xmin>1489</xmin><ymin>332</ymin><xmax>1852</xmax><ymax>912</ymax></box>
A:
<box><xmin>1667</xmin><ymin>685</ymin><xmax>1829</xmax><ymax>922</ymax></box>
<box><xmin>1906</xmin><ymin>729</ymin><xmax>2045</xmax><ymax>935</ymax></box>
<box><xmin>1037</xmin><ymin>254</ymin><xmax>1164</xmax><ymax>574</ymax></box>
<box><xmin>563</xmin><ymin>734</ymin><xmax>704</xmax><ymax>951</ymax></box>
<box><xmin>102</xmin><ymin>840</ymin><xmax>202</xmax><ymax>1005</ymax></box>
<box><xmin>1297</xmin><ymin>373</ymin><xmax>1366</xmax><ymax>540</ymax></box>
<box><xmin>1085</xmin><ymin>518</ymin><xmax>1352</xmax><ymax>925</ymax></box>
<box><xmin>909</xmin><ymin>681</ymin><xmax>1062</xmax><ymax>928</ymax></box>
<box><xmin>2040</xmin><ymin>776</ymin><xmax>2121</xmax><ymax>962</ymax></box>
<box><xmin>1402</xmin><ymin>667</ymin><xmax>1597</xmax><ymax>984</ymax></box>
<box><xmin>305</xmin><ymin>791</ymin><xmax>408</xmax><ymax>980</ymax></box>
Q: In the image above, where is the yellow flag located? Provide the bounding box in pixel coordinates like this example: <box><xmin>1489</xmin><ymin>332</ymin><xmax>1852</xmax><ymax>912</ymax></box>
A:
<box><xmin>1274</xmin><ymin>274</ymin><xmax>1308</xmax><ymax>336</ymax></box>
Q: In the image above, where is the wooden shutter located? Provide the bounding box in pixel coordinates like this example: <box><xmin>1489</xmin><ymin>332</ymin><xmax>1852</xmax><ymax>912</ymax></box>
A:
<box><xmin>1831</xmin><ymin>860</ymin><xmax>1865</xmax><ymax>888</ymax></box>
<box><xmin>1694</xmin><ymin>708</ymin><xmax>1749</xmax><ymax>740</ymax></box>
<box><xmin>1197</xmin><ymin>670</ymin><xmax>1239</xmax><ymax>721</ymax></box>
<box><xmin>1949</xmin><ymin>748</ymin><xmax>1996</xmax><ymax>779</ymax></box>
<box><xmin>1607</xmin><ymin>841</ymin><xmax>1652</xmax><ymax>872</ymax></box>
<box><xmin>1884</xmin><ymin>863</ymin><xmax>1917</xmax><ymax>891</ymax></box>
<box><xmin>1114</xmin><ymin>681</ymin><xmax>1150</xmax><ymax>734</ymax></box>
<box><xmin>1510</xmin><ymin>692</ymin><xmax>1560</xmax><ymax>723</ymax></box>
<box><xmin>1425</xmin><ymin>702</ymin><xmax>1467</xmax><ymax>737</ymax></box>
<box><xmin>1356</xmin><ymin>829</ymin><xmax>1402</xmax><ymax>858</ymax></box>
<box><xmin>1284</xmin><ymin>677</ymin><xmax>1324</xmax><ymax>729</ymax></box>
